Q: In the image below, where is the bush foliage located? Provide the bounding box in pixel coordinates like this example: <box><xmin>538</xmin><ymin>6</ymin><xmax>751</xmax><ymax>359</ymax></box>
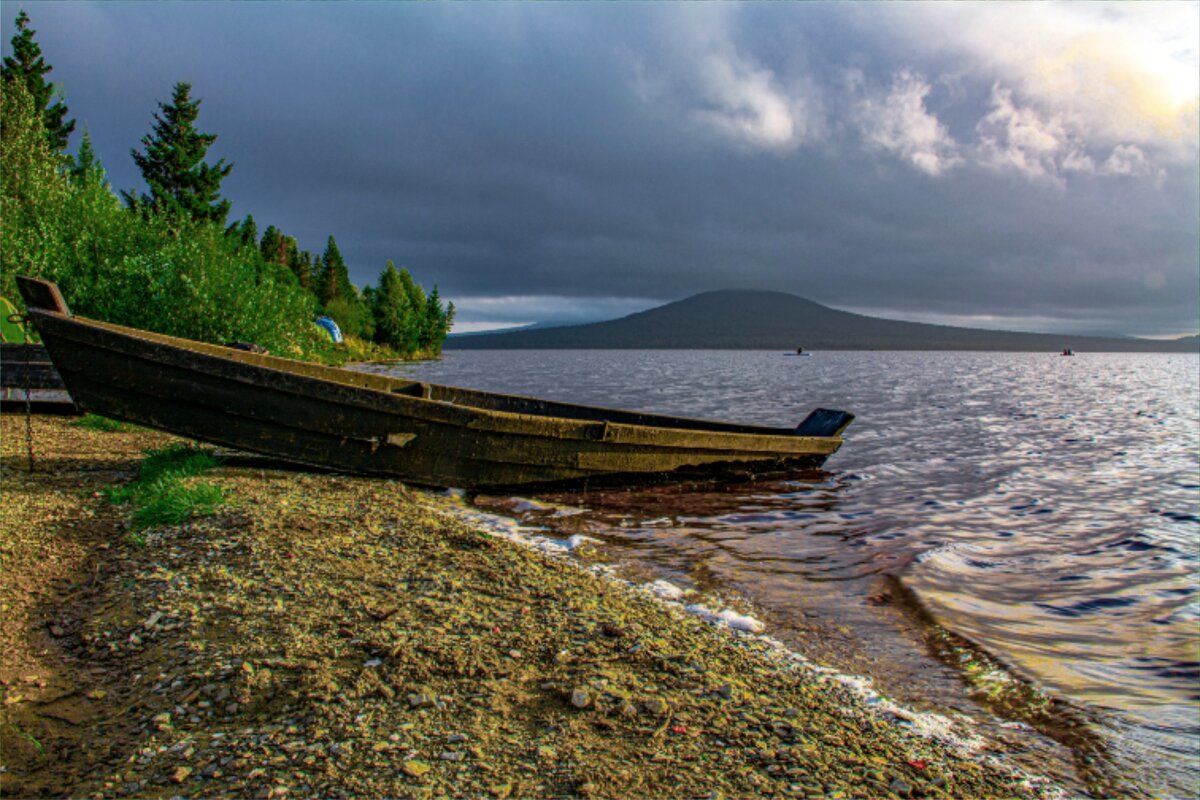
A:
<box><xmin>2</xmin><ymin>15</ymin><xmax>454</xmax><ymax>361</ymax></box>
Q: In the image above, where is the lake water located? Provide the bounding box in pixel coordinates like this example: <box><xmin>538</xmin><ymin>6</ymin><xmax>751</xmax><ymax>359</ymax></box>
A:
<box><xmin>371</xmin><ymin>350</ymin><xmax>1199</xmax><ymax>797</ymax></box>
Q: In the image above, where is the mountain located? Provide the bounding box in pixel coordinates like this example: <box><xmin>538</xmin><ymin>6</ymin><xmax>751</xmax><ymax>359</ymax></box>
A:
<box><xmin>446</xmin><ymin>290</ymin><xmax>1200</xmax><ymax>352</ymax></box>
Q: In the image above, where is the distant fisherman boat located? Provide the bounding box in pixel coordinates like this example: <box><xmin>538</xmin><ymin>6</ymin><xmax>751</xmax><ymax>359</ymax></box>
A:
<box><xmin>17</xmin><ymin>277</ymin><xmax>854</xmax><ymax>490</ymax></box>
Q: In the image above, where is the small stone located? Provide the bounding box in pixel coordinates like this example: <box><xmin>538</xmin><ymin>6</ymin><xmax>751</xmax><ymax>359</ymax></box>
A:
<box><xmin>717</xmin><ymin>683</ymin><xmax>734</xmax><ymax>700</ymax></box>
<box><xmin>170</xmin><ymin>767</ymin><xmax>191</xmax><ymax>784</ymax></box>
<box><xmin>641</xmin><ymin>696</ymin><xmax>669</xmax><ymax>716</ymax></box>
<box><xmin>408</xmin><ymin>692</ymin><xmax>437</xmax><ymax>708</ymax></box>
<box><xmin>439</xmin><ymin>751</ymin><xmax>465</xmax><ymax>761</ymax></box>
<box><xmin>889</xmin><ymin>777</ymin><xmax>912</xmax><ymax>797</ymax></box>
<box><xmin>402</xmin><ymin>760</ymin><xmax>431</xmax><ymax>778</ymax></box>
<box><xmin>570</xmin><ymin>688</ymin><xmax>591</xmax><ymax>709</ymax></box>
<box><xmin>447</xmin><ymin>733</ymin><xmax>469</xmax><ymax>743</ymax></box>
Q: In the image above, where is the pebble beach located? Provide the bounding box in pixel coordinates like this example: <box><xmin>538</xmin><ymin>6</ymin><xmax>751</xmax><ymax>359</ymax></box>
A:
<box><xmin>1</xmin><ymin>414</ymin><xmax>1062</xmax><ymax>799</ymax></box>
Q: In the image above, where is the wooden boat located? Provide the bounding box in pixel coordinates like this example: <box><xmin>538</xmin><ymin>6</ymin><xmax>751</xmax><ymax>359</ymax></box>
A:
<box><xmin>17</xmin><ymin>276</ymin><xmax>853</xmax><ymax>490</ymax></box>
<box><xmin>0</xmin><ymin>342</ymin><xmax>77</xmax><ymax>415</ymax></box>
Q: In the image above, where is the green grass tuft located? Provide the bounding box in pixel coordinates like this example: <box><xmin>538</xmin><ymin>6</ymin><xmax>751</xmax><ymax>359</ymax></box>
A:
<box><xmin>136</xmin><ymin>443</ymin><xmax>220</xmax><ymax>483</ymax></box>
<box><xmin>104</xmin><ymin>444</ymin><xmax>225</xmax><ymax>532</ymax></box>
<box><xmin>70</xmin><ymin>414</ymin><xmax>140</xmax><ymax>433</ymax></box>
<box><xmin>131</xmin><ymin>478</ymin><xmax>225</xmax><ymax>529</ymax></box>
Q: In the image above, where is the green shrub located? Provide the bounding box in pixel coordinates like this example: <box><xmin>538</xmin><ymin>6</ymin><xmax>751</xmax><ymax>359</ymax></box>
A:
<box><xmin>1</xmin><ymin>79</ymin><xmax>329</xmax><ymax>360</ymax></box>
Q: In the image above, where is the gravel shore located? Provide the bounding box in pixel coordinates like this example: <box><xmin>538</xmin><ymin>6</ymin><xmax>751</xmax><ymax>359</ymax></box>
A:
<box><xmin>1</xmin><ymin>414</ymin><xmax>1058</xmax><ymax>799</ymax></box>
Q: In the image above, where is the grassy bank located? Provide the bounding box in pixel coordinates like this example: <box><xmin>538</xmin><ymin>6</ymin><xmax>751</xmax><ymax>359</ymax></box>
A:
<box><xmin>0</xmin><ymin>415</ymin><xmax>1056</xmax><ymax>799</ymax></box>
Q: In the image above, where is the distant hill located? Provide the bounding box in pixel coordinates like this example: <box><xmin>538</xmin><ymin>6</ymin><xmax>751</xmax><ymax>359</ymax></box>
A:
<box><xmin>447</xmin><ymin>290</ymin><xmax>1200</xmax><ymax>352</ymax></box>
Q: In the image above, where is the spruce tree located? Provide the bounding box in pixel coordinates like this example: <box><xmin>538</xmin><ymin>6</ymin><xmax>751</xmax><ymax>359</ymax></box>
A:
<box><xmin>259</xmin><ymin>225</ymin><xmax>282</xmax><ymax>264</ymax></box>
<box><xmin>288</xmin><ymin>248</ymin><xmax>311</xmax><ymax>290</ymax></box>
<box><xmin>313</xmin><ymin>255</ymin><xmax>331</xmax><ymax>304</ymax></box>
<box><xmin>321</xmin><ymin>236</ymin><xmax>355</xmax><ymax>301</ymax></box>
<box><xmin>372</xmin><ymin>261</ymin><xmax>411</xmax><ymax>349</ymax></box>
<box><xmin>420</xmin><ymin>285</ymin><xmax>452</xmax><ymax>350</ymax></box>
<box><xmin>69</xmin><ymin>128</ymin><xmax>103</xmax><ymax>187</ymax></box>
<box><xmin>125</xmin><ymin>82</ymin><xmax>233</xmax><ymax>225</ymax></box>
<box><xmin>2</xmin><ymin>11</ymin><xmax>74</xmax><ymax>153</ymax></box>
<box><xmin>226</xmin><ymin>213</ymin><xmax>257</xmax><ymax>247</ymax></box>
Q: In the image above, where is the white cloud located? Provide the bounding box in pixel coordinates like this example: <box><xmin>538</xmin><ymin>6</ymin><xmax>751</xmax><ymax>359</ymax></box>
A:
<box><xmin>690</xmin><ymin>50</ymin><xmax>797</xmax><ymax>149</ymax></box>
<box><xmin>975</xmin><ymin>86</ymin><xmax>1088</xmax><ymax>182</ymax></box>
<box><xmin>1101</xmin><ymin>143</ymin><xmax>1152</xmax><ymax>177</ymax></box>
<box><xmin>857</xmin><ymin>69</ymin><xmax>962</xmax><ymax>176</ymax></box>
<box><xmin>874</xmin><ymin>2</ymin><xmax>1200</xmax><ymax>161</ymax></box>
<box><xmin>630</xmin><ymin>6</ymin><xmax>823</xmax><ymax>152</ymax></box>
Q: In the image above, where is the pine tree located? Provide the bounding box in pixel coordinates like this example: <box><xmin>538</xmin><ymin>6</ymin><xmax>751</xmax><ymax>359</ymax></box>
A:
<box><xmin>420</xmin><ymin>285</ymin><xmax>452</xmax><ymax>350</ymax></box>
<box><xmin>124</xmin><ymin>82</ymin><xmax>233</xmax><ymax>224</ymax></box>
<box><xmin>321</xmin><ymin>236</ymin><xmax>355</xmax><ymax>301</ymax></box>
<box><xmin>225</xmin><ymin>213</ymin><xmax>257</xmax><ymax>248</ymax></box>
<box><xmin>372</xmin><ymin>261</ymin><xmax>411</xmax><ymax>349</ymax></box>
<box><xmin>288</xmin><ymin>248</ymin><xmax>311</xmax><ymax>290</ymax></box>
<box><xmin>259</xmin><ymin>225</ymin><xmax>282</xmax><ymax>263</ymax></box>
<box><xmin>2</xmin><ymin>11</ymin><xmax>74</xmax><ymax>153</ymax></box>
<box><xmin>313</xmin><ymin>255</ymin><xmax>331</xmax><ymax>304</ymax></box>
<box><xmin>69</xmin><ymin>128</ymin><xmax>103</xmax><ymax>187</ymax></box>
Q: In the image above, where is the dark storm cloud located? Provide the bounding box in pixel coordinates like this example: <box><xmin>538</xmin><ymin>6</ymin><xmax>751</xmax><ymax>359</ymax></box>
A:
<box><xmin>6</xmin><ymin>1</ymin><xmax>1198</xmax><ymax>336</ymax></box>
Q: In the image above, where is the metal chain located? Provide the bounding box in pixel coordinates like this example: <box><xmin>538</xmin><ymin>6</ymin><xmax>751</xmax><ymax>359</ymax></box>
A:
<box><xmin>13</xmin><ymin>314</ymin><xmax>36</xmax><ymax>472</ymax></box>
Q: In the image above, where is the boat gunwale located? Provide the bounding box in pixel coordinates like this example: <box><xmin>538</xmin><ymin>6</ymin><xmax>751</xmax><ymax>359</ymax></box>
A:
<box><xmin>29</xmin><ymin>308</ymin><xmax>843</xmax><ymax>454</ymax></box>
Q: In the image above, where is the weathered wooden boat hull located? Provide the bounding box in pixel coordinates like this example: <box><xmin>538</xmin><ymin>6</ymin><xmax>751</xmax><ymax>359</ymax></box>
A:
<box><xmin>1</xmin><ymin>344</ymin><xmax>68</xmax><ymax>389</ymax></box>
<box><xmin>0</xmin><ymin>343</ymin><xmax>77</xmax><ymax>415</ymax></box>
<box><xmin>18</xmin><ymin>277</ymin><xmax>852</xmax><ymax>490</ymax></box>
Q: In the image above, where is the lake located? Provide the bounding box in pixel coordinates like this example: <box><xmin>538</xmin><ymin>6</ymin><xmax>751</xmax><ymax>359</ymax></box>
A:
<box><xmin>369</xmin><ymin>350</ymin><xmax>1199</xmax><ymax>797</ymax></box>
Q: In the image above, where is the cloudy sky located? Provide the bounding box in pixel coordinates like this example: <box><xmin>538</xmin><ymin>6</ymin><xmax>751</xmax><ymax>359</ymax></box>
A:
<box><xmin>7</xmin><ymin>1</ymin><xmax>1198</xmax><ymax>336</ymax></box>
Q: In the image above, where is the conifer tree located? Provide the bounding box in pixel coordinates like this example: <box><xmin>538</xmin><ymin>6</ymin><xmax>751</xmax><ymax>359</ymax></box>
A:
<box><xmin>372</xmin><ymin>261</ymin><xmax>411</xmax><ymax>349</ymax></box>
<box><xmin>288</xmin><ymin>248</ymin><xmax>312</xmax><ymax>290</ymax></box>
<box><xmin>69</xmin><ymin>128</ymin><xmax>103</xmax><ymax>187</ymax></box>
<box><xmin>125</xmin><ymin>82</ymin><xmax>233</xmax><ymax>225</ymax></box>
<box><xmin>259</xmin><ymin>225</ymin><xmax>282</xmax><ymax>263</ymax></box>
<box><xmin>321</xmin><ymin>236</ymin><xmax>355</xmax><ymax>301</ymax></box>
<box><xmin>419</xmin><ymin>285</ymin><xmax>454</xmax><ymax>350</ymax></box>
<box><xmin>313</xmin><ymin>255</ymin><xmax>330</xmax><ymax>303</ymax></box>
<box><xmin>225</xmin><ymin>213</ymin><xmax>257</xmax><ymax>248</ymax></box>
<box><xmin>2</xmin><ymin>11</ymin><xmax>74</xmax><ymax>153</ymax></box>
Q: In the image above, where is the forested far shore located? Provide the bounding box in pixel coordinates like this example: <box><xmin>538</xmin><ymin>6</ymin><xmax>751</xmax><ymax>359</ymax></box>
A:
<box><xmin>1</xmin><ymin>11</ymin><xmax>453</xmax><ymax>363</ymax></box>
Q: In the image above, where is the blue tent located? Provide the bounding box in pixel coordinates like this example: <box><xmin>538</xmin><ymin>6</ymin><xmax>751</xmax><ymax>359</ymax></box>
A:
<box><xmin>315</xmin><ymin>316</ymin><xmax>343</xmax><ymax>344</ymax></box>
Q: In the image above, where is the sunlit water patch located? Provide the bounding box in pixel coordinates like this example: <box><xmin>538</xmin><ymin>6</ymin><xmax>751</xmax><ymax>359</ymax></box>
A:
<box><xmin>369</xmin><ymin>350</ymin><xmax>1199</xmax><ymax>797</ymax></box>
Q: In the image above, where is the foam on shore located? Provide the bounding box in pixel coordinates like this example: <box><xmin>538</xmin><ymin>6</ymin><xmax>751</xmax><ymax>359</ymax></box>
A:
<box><xmin>431</xmin><ymin>491</ymin><xmax>1064</xmax><ymax>798</ymax></box>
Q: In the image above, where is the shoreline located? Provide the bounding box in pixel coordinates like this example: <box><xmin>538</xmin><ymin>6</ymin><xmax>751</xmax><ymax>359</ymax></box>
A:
<box><xmin>3</xmin><ymin>414</ymin><xmax>1063</xmax><ymax>798</ymax></box>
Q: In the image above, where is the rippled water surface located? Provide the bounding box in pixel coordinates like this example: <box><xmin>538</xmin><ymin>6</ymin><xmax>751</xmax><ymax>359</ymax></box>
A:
<box><xmin>376</xmin><ymin>350</ymin><xmax>1199</xmax><ymax>796</ymax></box>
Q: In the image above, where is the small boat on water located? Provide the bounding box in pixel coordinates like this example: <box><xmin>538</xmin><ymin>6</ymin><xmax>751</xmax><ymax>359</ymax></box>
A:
<box><xmin>1061</xmin><ymin>348</ymin><xmax>1074</xmax><ymax>356</ymax></box>
<box><xmin>784</xmin><ymin>347</ymin><xmax>811</xmax><ymax>357</ymax></box>
<box><xmin>17</xmin><ymin>277</ymin><xmax>854</xmax><ymax>490</ymax></box>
